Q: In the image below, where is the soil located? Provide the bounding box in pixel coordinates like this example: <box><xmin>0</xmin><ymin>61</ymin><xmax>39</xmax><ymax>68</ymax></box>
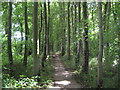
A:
<box><xmin>48</xmin><ymin>56</ymin><xmax>82</xmax><ymax>90</ymax></box>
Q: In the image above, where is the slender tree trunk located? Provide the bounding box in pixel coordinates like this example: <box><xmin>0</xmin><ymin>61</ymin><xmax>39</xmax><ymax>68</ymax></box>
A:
<box><xmin>91</xmin><ymin>3</ymin><xmax>94</xmax><ymax>31</ymax></box>
<box><xmin>82</xmin><ymin>2</ymin><xmax>89</xmax><ymax>73</ymax></box>
<box><xmin>7</xmin><ymin>2</ymin><xmax>13</xmax><ymax>75</ymax></box>
<box><xmin>47</xmin><ymin>1</ymin><xmax>50</xmax><ymax>55</ymax></box>
<box><xmin>71</xmin><ymin>3</ymin><xmax>74</xmax><ymax>43</ymax></box>
<box><xmin>97</xmin><ymin>2</ymin><xmax>103</xmax><ymax>88</ymax></box>
<box><xmin>67</xmin><ymin>2</ymin><xmax>71</xmax><ymax>60</ymax></box>
<box><xmin>61</xmin><ymin>2</ymin><xmax>66</xmax><ymax>56</ymax></box>
<box><xmin>74</xmin><ymin>3</ymin><xmax>77</xmax><ymax>54</ymax></box>
<box><xmin>42</xmin><ymin>1</ymin><xmax>47</xmax><ymax>68</ymax></box>
<box><xmin>59</xmin><ymin>3</ymin><xmax>63</xmax><ymax>55</ymax></box>
<box><xmin>62</xmin><ymin>2</ymin><xmax>66</xmax><ymax>56</ymax></box>
<box><xmin>23</xmin><ymin>2</ymin><xmax>28</xmax><ymax>67</ymax></box>
<box><xmin>41</xmin><ymin>4</ymin><xmax>44</xmax><ymax>53</ymax></box>
<box><xmin>77</xmin><ymin>2</ymin><xmax>81</xmax><ymax>64</ymax></box>
<box><xmin>33</xmin><ymin>2</ymin><xmax>39</xmax><ymax>76</ymax></box>
<box><xmin>39</xmin><ymin>3</ymin><xmax>43</xmax><ymax>54</ymax></box>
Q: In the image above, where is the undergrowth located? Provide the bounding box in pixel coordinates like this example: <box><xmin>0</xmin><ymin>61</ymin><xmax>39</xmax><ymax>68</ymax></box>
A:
<box><xmin>2</xmin><ymin>55</ymin><xmax>53</xmax><ymax>88</ymax></box>
<box><xmin>62</xmin><ymin>55</ymin><xmax>118</xmax><ymax>88</ymax></box>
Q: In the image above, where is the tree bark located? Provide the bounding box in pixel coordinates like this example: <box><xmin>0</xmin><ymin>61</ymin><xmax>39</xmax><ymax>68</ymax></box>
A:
<box><xmin>23</xmin><ymin>2</ymin><xmax>28</xmax><ymax>67</ymax></box>
<box><xmin>62</xmin><ymin>2</ymin><xmax>66</xmax><ymax>56</ymax></box>
<box><xmin>39</xmin><ymin>3</ymin><xmax>43</xmax><ymax>55</ymax></box>
<box><xmin>67</xmin><ymin>2</ymin><xmax>71</xmax><ymax>60</ymax></box>
<box><xmin>7</xmin><ymin>2</ymin><xmax>13</xmax><ymax>75</ymax></box>
<box><xmin>33</xmin><ymin>2</ymin><xmax>40</xmax><ymax>76</ymax></box>
<box><xmin>82</xmin><ymin>2</ymin><xmax>89</xmax><ymax>73</ymax></box>
<box><xmin>77</xmin><ymin>2</ymin><xmax>82</xmax><ymax>64</ymax></box>
<box><xmin>97</xmin><ymin>2</ymin><xmax>103</xmax><ymax>88</ymax></box>
<box><xmin>74</xmin><ymin>3</ymin><xmax>77</xmax><ymax>54</ymax></box>
<box><xmin>42</xmin><ymin>1</ymin><xmax>47</xmax><ymax>68</ymax></box>
<box><xmin>47</xmin><ymin>1</ymin><xmax>50</xmax><ymax>55</ymax></box>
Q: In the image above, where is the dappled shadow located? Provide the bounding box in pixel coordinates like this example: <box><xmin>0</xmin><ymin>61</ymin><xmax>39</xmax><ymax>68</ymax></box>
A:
<box><xmin>50</xmin><ymin>55</ymin><xmax>81</xmax><ymax>89</ymax></box>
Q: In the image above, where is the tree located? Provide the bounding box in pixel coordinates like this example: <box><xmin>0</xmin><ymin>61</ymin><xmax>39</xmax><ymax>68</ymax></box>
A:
<box><xmin>23</xmin><ymin>2</ymin><xmax>29</xmax><ymax>67</ymax></box>
<box><xmin>74</xmin><ymin>2</ymin><xmax>77</xmax><ymax>55</ymax></box>
<box><xmin>39</xmin><ymin>3</ymin><xmax>43</xmax><ymax>55</ymax></box>
<box><xmin>77</xmin><ymin>2</ymin><xmax>82</xmax><ymax>64</ymax></box>
<box><xmin>47</xmin><ymin>1</ymin><xmax>50</xmax><ymax>55</ymax></box>
<box><xmin>33</xmin><ymin>2</ymin><xmax>40</xmax><ymax>76</ymax></box>
<box><xmin>97</xmin><ymin>2</ymin><xmax>103</xmax><ymax>88</ymax></box>
<box><xmin>67</xmin><ymin>2</ymin><xmax>71</xmax><ymax>60</ymax></box>
<box><xmin>7</xmin><ymin>2</ymin><xmax>13</xmax><ymax>75</ymax></box>
<box><xmin>62</xmin><ymin>3</ymin><xmax>66</xmax><ymax>56</ymax></box>
<box><xmin>42</xmin><ymin>1</ymin><xmax>47</xmax><ymax>68</ymax></box>
<box><xmin>82</xmin><ymin>2</ymin><xmax>89</xmax><ymax>73</ymax></box>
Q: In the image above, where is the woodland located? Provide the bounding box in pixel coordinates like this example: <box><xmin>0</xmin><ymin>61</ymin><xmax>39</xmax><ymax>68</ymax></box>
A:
<box><xmin>1</xmin><ymin>1</ymin><xmax>120</xmax><ymax>89</ymax></box>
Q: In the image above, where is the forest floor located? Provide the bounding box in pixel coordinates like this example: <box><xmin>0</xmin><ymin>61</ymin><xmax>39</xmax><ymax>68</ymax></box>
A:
<box><xmin>48</xmin><ymin>56</ymin><xmax>82</xmax><ymax>89</ymax></box>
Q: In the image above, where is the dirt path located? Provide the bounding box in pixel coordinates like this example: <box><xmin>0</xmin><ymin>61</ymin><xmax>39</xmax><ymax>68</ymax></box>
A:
<box><xmin>48</xmin><ymin>56</ymin><xmax>81</xmax><ymax>89</ymax></box>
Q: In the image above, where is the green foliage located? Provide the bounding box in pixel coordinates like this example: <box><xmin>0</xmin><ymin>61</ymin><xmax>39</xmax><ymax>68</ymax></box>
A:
<box><xmin>2</xmin><ymin>57</ymin><xmax>53</xmax><ymax>88</ymax></box>
<box><xmin>3</xmin><ymin>74</ymin><xmax>52</xmax><ymax>88</ymax></box>
<box><xmin>74</xmin><ymin>71</ymin><xmax>97</xmax><ymax>88</ymax></box>
<box><xmin>62</xmin><ymin>55</ymin><xmax>76</xmax><ymax>70</ymax></box>
<box><xmin>103</xmin><ymin>69</ymin><xmax>118</xmax><ymax>88</ymax></box>
<box><xmin>73</xmin><ymin>58</ymin><xmax>98</xmax><ymax>88</ymax></box>
<box><xmin>40</xmin><ymin>58</ymin><xmax>53</xmax><ymax>82</ymax></box>
<box><xmin>63</xmin><ymin>55</ymin><xmax>119</xmax><ymax>88</ymax></box>
<box><xmin>1</xmin><ymin>1</ymin><xmax>120</xmax><ymax>89</ymax></box>
<box><xmin>89</xmin><ymin>57</ymin><xmax>98</xmax><ymax>71</ymax></box>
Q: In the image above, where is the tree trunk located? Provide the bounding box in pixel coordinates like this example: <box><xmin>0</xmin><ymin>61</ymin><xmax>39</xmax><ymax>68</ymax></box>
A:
<box><xmin>77</xmin><ymin>2</ymin><xmax>81</xmax><ymax>64</ymax></box>
<box><xmin>7</xmin><ymin>2</ymin><xmax>13</xmax><ymax>75</ymax></box>
<box><xmin>62</xmin><ymin>2</ymin><xmax>66</xmax><ymax>56</ymax></box>
<box><xmin>23</xmin><ymin>2</ymin><xmax>28</xmax><ymax>67</ymax></box>
<box><xmin>97</xmin><ymin>2</ymin><xmax>103</xmax><ymax>88</ymax></box>
<box><xmin>33</xmin><ymin>2</ymin><xmax>39</xmax><ymax>76</ymax></box>
<box><xmin>47</xmin><ymin>1</ymin><xmax>50</xmax><ymax>55</ymax></box>
<box><xmin>71</xmin><ymin>3</ymin><xmax>74</xmax><ymax>44</ymax></box>
<box><xmin>82</xmin><ymin>2</ymin><xmax>89</xmax><ymax>73</ymax></box>
<box><xmin>39</xmin><ymin>3</ymin><xmax>43</xmax><ymax>55</ymax></box>
<box><xmin>67</xmin><ymin>2</ymin><xmax>71</xmax><ymax>60</ymax></box>
<box><xmin>42</xmin><ymin>1</ymin><xmax>47</xmax><ymax>68</ymax></box>
<box><xmin>74</xmin><ymin>3</ymin><xmax>77</xmax><ymax>54</ymax></box>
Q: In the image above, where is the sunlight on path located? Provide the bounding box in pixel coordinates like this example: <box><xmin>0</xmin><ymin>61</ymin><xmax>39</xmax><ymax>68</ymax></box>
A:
<box><xmin>48</xmin><ymin>56</ymin><xmax>81</xmax><ymax>89</ymax></box>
